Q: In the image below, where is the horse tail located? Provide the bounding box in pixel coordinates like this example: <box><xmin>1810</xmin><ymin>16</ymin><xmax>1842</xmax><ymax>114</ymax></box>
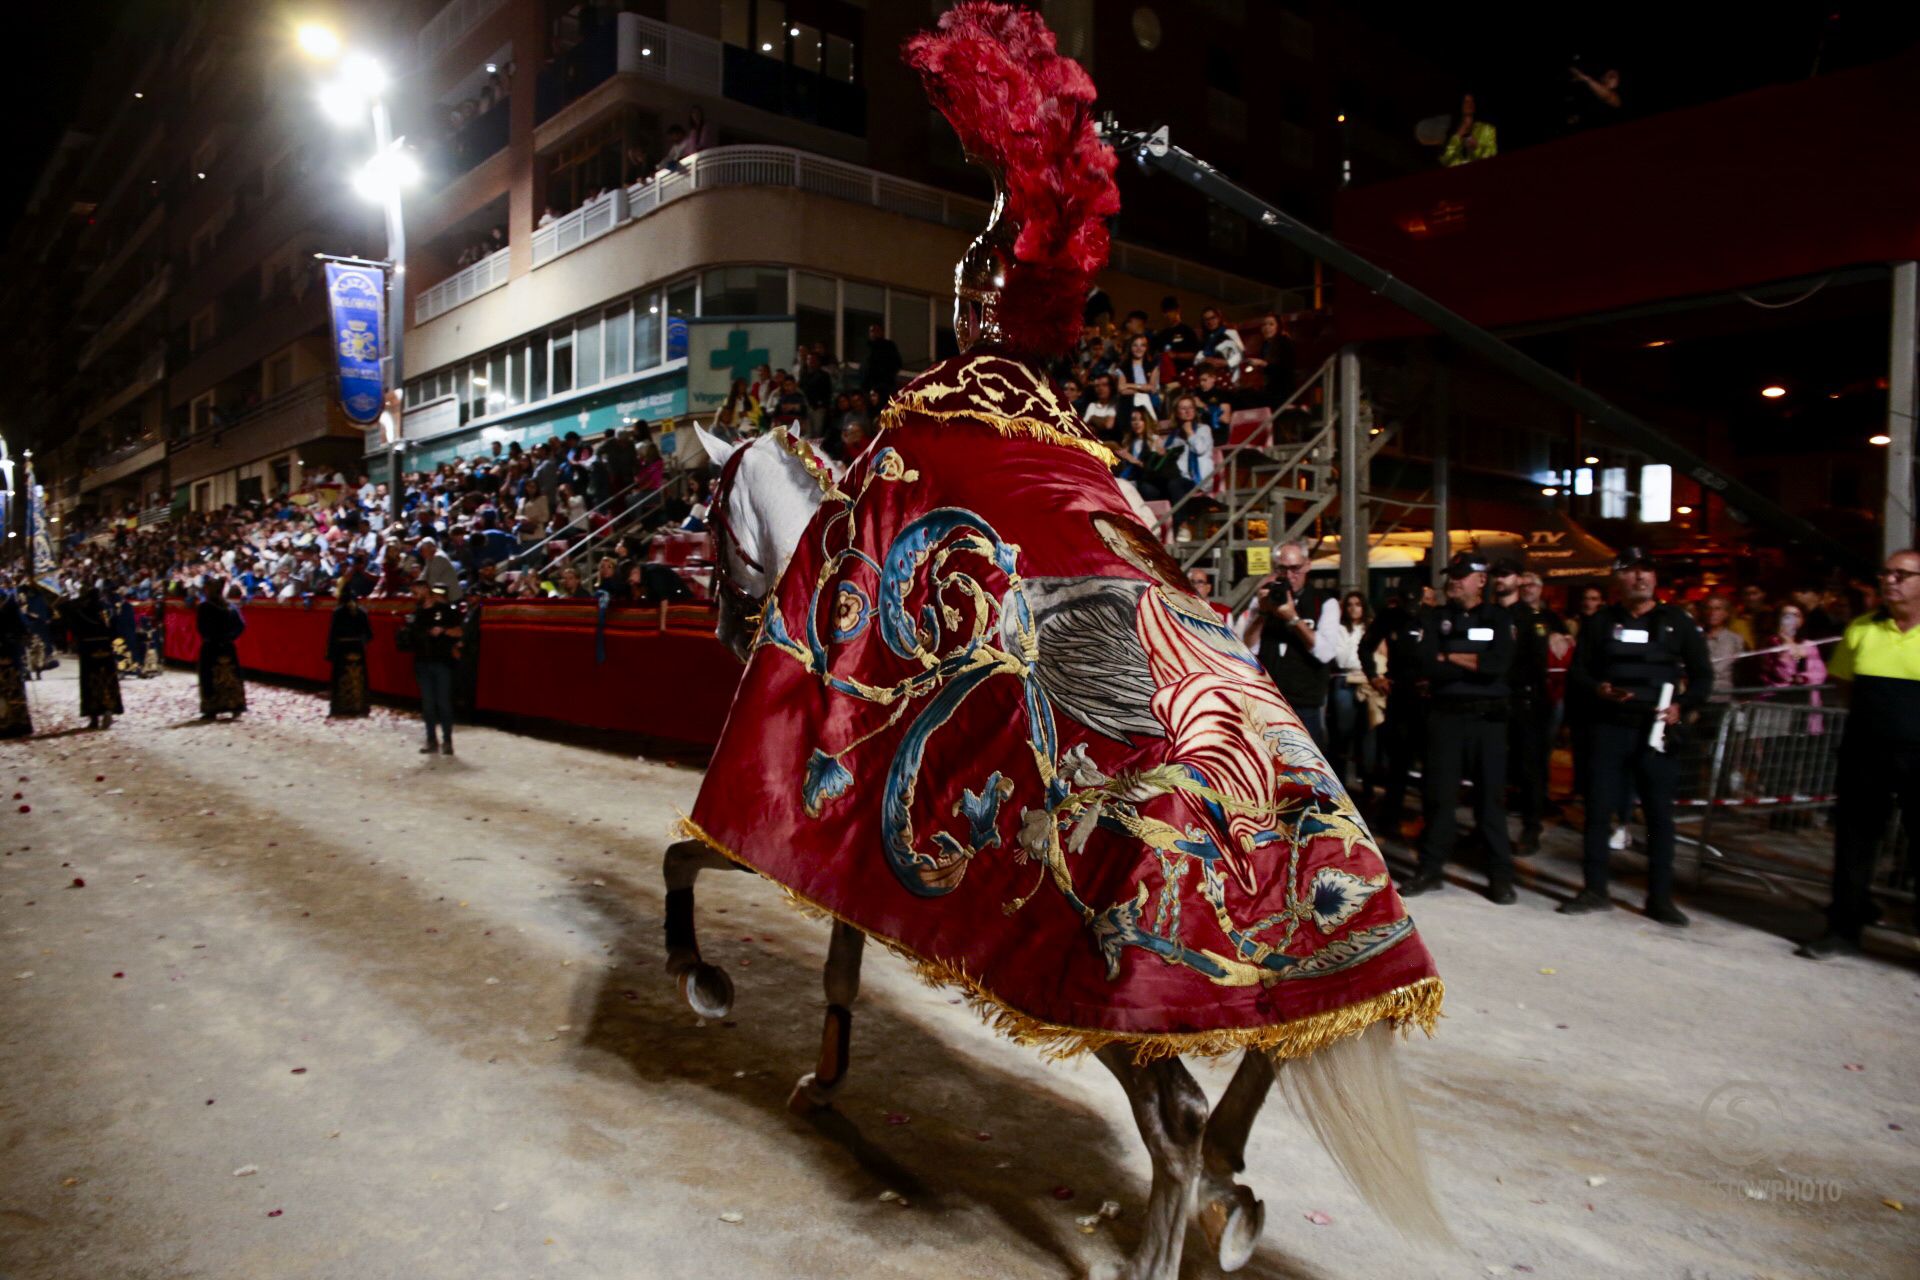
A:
<box><xmin>1275</xmin><ymin>1020</ymin><xmax>1455</xmax><ymax>1249</ymax></box>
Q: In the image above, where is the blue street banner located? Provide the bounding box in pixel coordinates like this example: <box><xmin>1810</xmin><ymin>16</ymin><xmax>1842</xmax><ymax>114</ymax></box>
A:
<box><xmin>25</xmin><ymin>457</ymin><xmax>58</xmax><ymax>589</ymax></box>
<box><xmin>325</xmin><ymin>263</ymin><xmax>386</xmax><ymax>425</ymax></box>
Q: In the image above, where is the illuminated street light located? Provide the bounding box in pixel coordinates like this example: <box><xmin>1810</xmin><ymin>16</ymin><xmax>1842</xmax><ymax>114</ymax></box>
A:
<box><xmin>352</xmin><ymin>143</ymin><xmax>420</xmax><ymax>203</ymax></box>
<box><xmin>1676</xmin><ymin>505</ymin><xmax>1694</xmax><ymax>515</ymax></box>
<box><xmin>1870</xmin><ymin>433</ymin><xmax>1893</xmax><ymax>446</ymax></box>
<box><xmin>297</xmin><ymin>23</ymin><xmax>342</xmax><ymax>60</ymax></box>
<box><xmin>1541</xmin><ymin>486</ymin><xmax>1559</xmax><ymax>497</ymax></box>
<box><xmin>1583</xmin><ymin>455</ymin><xmax>1599</xmax><ymax>464</ymax></box>
<box><xmin>1761</xmin><ymin>385</ymin><xmax>1787</xmax><ymax>399</ymax></box>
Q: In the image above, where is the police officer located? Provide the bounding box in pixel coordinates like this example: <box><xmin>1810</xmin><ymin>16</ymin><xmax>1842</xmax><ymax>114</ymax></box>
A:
<box><xmin>1492</xmin><ymin>557</ymin><xmax>1559</xmax><ymax>853</ymax></box>
<box><xmin>1401</xmin><ymin>551</ymin><xmax>1518</xmax><ymax>903</ymax></box>
<box><xmin>1358</xmin><ymin>588</ymin><xmax>1429</xmax><ymax>833</ymax></box>
<box><xmin>1560</xmin><ymin>548</ymin><xmax>1713</xmax><ymax>925</ymax></box>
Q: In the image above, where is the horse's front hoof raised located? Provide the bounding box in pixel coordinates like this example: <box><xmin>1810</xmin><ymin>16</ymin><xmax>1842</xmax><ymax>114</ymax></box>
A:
<box><xmin>1198</xmin><ymin>1184</ymin><xmax>1264</xmax><ymax>1273</ymax></box>
<box><xmin>677</xmin><ymin>963</ymin><xmax>734</xmax><ymax>1018</ymax></box>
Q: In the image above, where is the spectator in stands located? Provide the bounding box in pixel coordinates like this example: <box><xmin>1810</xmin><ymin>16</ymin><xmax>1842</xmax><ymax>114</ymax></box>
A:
<box><xmin>1192</xmin><ymin>366</ymin><xmax>1229</xmax><ymax>429</ymax></box>
<box><xmin>800</xmin><ymin>350</ymin><xmax>834</xmax><ymax>437</ymax></box>
<box><xmin>633</xmin><ymin>424</ymin><xmax>666</xmax><ymax>493</ymax></box>
<box><xmin>416</xmin><ymin>537</ymin><xmax>463</xmax><ymax>603</ymax></box>
<box><xmin>770</xmin><ymin>374</ymin><xmax>809</xmax><ymax>430</ymax></box>
<box><xmin>1241</xmin><ymin>313</ymin><xmax>1294</xmax><ymax>407</ymax></box>
<box><xmin>1116</xmin><ymin>333</ymin><xmax>1162</xmax><ymax>419</ymax></box>
<box><xmin>1115</xmin><ymin>405</ymin><xmax>1175</xmax><ymax>500</ymax></box>
<box><xmin>660</xmin><ymin>124</ymin><xmax>692</xmax><ymax>171</ymax></box>
<box><xmin>686</xmin><ymin>106</ymin><xmax>715</xmax><ymax>153</ymax></box>
<box><xmin>1567</xmin><ymin>65</ymin><xmax>1624</xmax><ymax>131</ymax></box>
<box><xmin>1060</xmin><ymin>376</ymin><xmax>1086</xmax><ymax>414</ymax></box>
<box><xmin>557</xmin><ymin>565</ymin><xmax>590</xmax><ymax>598</ymax></box>
<box><xmin>592</xmin><ymin>555</ymin><xmax>621</xmax><ymax>599</ymax></box>
<box><xmin>1195</xmin><ymin>307</ymin><xmax>1244</xmax><ymax>379</ymax></box>
<box><xmin>1155</xmin><ymin>296</ymin><xmax>1198</xmax><ymax>368</ymax></box>
<box><xmin>1328</xmin><ymin>590</ymin><xmax>1376</xmax><ymax>791</ymax></box>
<box><xmin>556</xmin><ymin>482</ymin><xmax>587</xmax><ymax>526</ymax></box>
<box><xmin>861</xmin><ymin>323</ymin><xmax>903</xmax><ymax>405</ymax></box>
<box><xmin>1161</xmin><ymin>392</ymin><xmax>1217</xmax><ymax>510</ymax></box>
<box><xmin>840</xmin><ymin>417</ymin><xmax>871</xmax><ymax>457</ymax></box>
<box><xmin>1438</xmin><ymin>92</ymin><xmax>1497</xmax><ymax>166</ymax></box>
<box><xmin>1083</xmin><ymin>283</ymin><xmax>1113</xmax><ymax>329</ymax></box>
<box><xmin>748</xmin><ymin>363</ymin><xmax>777</xmax><ymax>409</ymax></box>
<box><xmin>1081</xmin><ymin>373</ymin><xmax>1121</xmax><ymax>440</ymax></box>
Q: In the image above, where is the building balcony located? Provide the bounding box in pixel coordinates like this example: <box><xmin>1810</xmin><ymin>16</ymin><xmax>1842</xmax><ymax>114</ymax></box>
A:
<box><xmin>78</xmin><ymin>347</ymin><xmax>166</xmax><ymax>433</ymax></box>
<box><xmin>80</xmin><ymin>435</ymin><xmax>167</xmax><ymax>494</ymax></box>
<box><xmin>167</xmin><ymin>379</ymin><xmax>353</xmax><ymax>488</ymax></box>
<box><xmin>536</xmin><ymin>13</ymin><xmax>723</xmax><ymax>127</ymax></box>
<box><xmin>416</xmin><ymin>245</ymin><xmax>511</xmax><ymax>324</ymax></box>
<box><xmin>434</xmin><ymin>98</ymin><xmax>511</xmax><ymax>178</ymax></box>
<box><xmin>78</xmin><ymin>264</ymin><xmax>173</xmax><ymax>371</ymax></box>
<box><xmin>76</xmin><ymin>204</ymin><xmax>163</xmax><ymax>309</ymax></box>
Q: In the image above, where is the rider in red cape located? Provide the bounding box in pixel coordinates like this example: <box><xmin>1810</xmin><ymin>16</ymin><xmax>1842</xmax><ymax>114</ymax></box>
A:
<box><xmin>681</xmin><ymin>0</ymin><xmax>1440</xmax><ymax>1061</ymax></box>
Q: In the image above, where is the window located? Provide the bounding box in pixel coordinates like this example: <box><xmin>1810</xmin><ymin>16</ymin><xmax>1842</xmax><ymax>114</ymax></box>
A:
<box><xmin>791</xmin><ymin>21</ymin><xmax>822</xmax><ymax>73</ymax></box>
<box><xmin>191</xmin><ymin>392</ymin><xmax>216</xmax><ymax>435</ymax></box>
<box><xmin>1206</xmin><ymin>88</ymin><xmax>1247</xmax><ymax>141</ymax></box>
<box><xmin>719</xmin><ymin>1</ymin><xmax>750</xmax><ymax>46</ymax></box>
<box><xmin>507</xmin><ymin>344</ymin><xmax>526</xmax><ymax>406</ymax></box>
<box><xmin>1639</xmin><ymin>464</ymin><xmax>1672</xmax><ymax>523</ymax></box>
<box><xmin>824</xmin><ymin>34</ymin><xmax>855</xmax><ymax>82</ymax></box>
<box><xmin>604</xmin><ymin>304</ymin><xmax>632</xmax><ymax>378</ymax></box>
<box><xmin>753</xmin><ymin>0</ymin><xmax>784</xmax><ymax>56</ymax></box>
<box><xmin>702</xmin><ymin>266</ymin><xmax>788</xmax><ymax>317</ymax></box>
<box><xmin>194</xmin><ymin>481</ymin><xmax>211</xmax><ymax>511</ymax></box>
<box><xmin>551</xmin><ymin>325</ymin><xmax>575</xmax><ymax>396</ymax></box>
<box><xmin>575</xmin><ymin>315</ymin><xmax>602</xmax><ymax>388</ymax></box>
<box><xmin>634</xmin><ymin>289</ymin><xmax>662</xmax><ymax>370</ymax></box>
<box><xmin>529</xmin><ymin>332</ymin><xmax>550</xmax><ymax>402</ymax></box>
<box><xmin>666</xmin><ymin>278</ymin><xmax>697</xmax><ymax>360</ymax></box>
<box><xmin>487</xmin><ymin>349</ymin><xmax>510</xmax><ymax>413</ymax></box>
<box><xmin>842</xmin><ymin>281</ymin><xmax>886</xmax><ymax>367</ymax></box>
<box><xmin>796</xmin><ymin>272</ymin><xmax>836</xmax><ymax>357</ymax></box>
<box><xmin>889</xmin><ymin>290</ymin><xmax>931</xmax><ymax>369</ymax></box>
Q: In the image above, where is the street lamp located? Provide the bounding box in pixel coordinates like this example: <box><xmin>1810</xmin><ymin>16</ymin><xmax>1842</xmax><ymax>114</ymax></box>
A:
<box><xmin>302</xmin><ymin>28</ymin><xmax>414</xmax><ymax>526</ymax></box>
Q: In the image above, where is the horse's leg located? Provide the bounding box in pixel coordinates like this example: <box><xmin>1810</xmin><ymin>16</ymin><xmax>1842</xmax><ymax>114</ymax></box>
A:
<box><xmin>1195</xmin><ymin>1050</ymin><xmax>1275</xmax><ymax>1272</ymax></box>
<box><xmin>787</xmin><ymin>920</ymin><xmax>865</xmax><ymax>1114</ymax></box>
<box><xmin>662</xmin><ymin>838</ymin><xmax>744</xmax><ymax>1017</ymax></box>
<box><xmin>1093</xmin><ymin>1048</ymin><xmax>1209</xmax><ymax>1280</ymax></box>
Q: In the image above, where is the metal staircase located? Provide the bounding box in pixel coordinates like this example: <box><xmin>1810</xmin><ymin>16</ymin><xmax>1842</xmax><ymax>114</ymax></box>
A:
<box><xmin>1169</xmin><ymin>356</ymin><xmax>1394</xmax><ymax>611</ymax></box>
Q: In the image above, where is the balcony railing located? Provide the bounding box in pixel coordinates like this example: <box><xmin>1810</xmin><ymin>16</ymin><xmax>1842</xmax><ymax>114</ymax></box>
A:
<box><xmin>416</xmin><ymin>0</ymin><xmax>509</xmax><ymax>67</ymax></box>
<box><xmin>416</xmin><ymin>246</ymin><xmax>510</xmax><ymax>323</ymax></box>
<box><xmin>529</xmin><ymin>187</ymin><xmax>627</xmax><ymax>266</ymax></box>
<box><xmin>78</xmin><ymin>347</ymin><xmax>166</xmax><ymax>432</ymax></box>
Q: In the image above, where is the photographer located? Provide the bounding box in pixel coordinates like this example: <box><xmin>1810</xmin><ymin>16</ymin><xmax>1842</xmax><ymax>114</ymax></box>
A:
<box><xmin>1238</xmin><ymin>539</ymin><xmax>1340</xmax><ymax>749</ymax></box>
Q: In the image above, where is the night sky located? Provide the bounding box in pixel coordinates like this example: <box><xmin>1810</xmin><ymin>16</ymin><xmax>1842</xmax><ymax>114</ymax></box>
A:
<box><xmin>0</xmin><ymin>4</ymin><xmax>116</xmax><ymax>231</ymax></box>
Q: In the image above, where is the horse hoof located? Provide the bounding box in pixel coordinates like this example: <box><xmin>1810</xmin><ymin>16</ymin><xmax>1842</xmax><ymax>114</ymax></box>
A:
<box><xmin>1199</xmin><ymin>1185</ymin><xmax>1264</xmax><ymax>1273</ymax></box>
<box><xmin>677</xmin><ymin>963</ymin><xmax>734</xmax><ymax>1018</ymax></box>
<box><xmin>786</xmin><ymin>1072</ymin><xmax>833</xmax><ymax>1115</ymax></box>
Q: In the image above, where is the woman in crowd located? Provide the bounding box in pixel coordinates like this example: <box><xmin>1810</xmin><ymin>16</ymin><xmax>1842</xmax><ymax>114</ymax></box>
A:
<box><xmin>65</xmin><ymin>587</ymin><xmax>124</xmax><ymax>731</ymax></box>
<box><xmin>1327</xmin><ymin>590</ymin><xmax>1375</xmax><ymax>791</ymax></box>
<box><xmin>327</xmin><ymin>586</ymin><xmax>374</xmax><ymax>718</ymax></box>
<box><xmin>1115</xmin><ymin>332</ymin><xmax>1162</xmax><ymax>420</ymax></box>
<box><xmin>593</xmin><ymin>555</ymin><xmax>623</xmax><ymax>601</ymax></box>
<box><xmin>556</xmin><ymin>481</ymin><xmax>587</xmax><ymax>526</ymax></box>
<box><xmin>1080</xmin><ymin>373</ymin><xmax>1121</xmax><ymax>442</ymax></box>
<box><xmin>1161</xmin><ymin>393</ymin><xmax>1216</xmax><ymax>508</ymax></box>
<box><xmin>556</xmin><ymin>565</ymin><xmax>591</xmax><ymax>599</ymax></box>
<box><xmin>195</xmin><ymin>577</ymin><xmax>248</xmax><ymax>721</ymax></box>
<box><xmin>1114</xmin><ymin>405</ymin><xmax>1174</xmax><ymax>501</ymax></box>
<box><xmin>1757</xmin><ymin>601</ymin><xmax>1828</xmax><ymax>712</ymax></box>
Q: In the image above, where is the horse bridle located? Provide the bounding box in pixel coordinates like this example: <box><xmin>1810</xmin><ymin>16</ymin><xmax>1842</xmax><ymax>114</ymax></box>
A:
<box><xmin>708</xmin><ymin>442</ymin><xmax>769</xmax><ymax>622</ymax></box>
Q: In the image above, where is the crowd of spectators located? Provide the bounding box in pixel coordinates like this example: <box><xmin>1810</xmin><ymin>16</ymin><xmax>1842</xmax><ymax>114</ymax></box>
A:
<box><xmin>52</xmin><ymin>420</ymin><xmax>704</xmax><ymax>610</ymax></box>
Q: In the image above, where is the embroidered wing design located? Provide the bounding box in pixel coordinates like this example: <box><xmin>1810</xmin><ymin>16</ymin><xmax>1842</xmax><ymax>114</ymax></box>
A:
<box><xmin>1007</xmin><ymin>576</ymin><xmax>1163</xmax><ymax>743</ymax></box>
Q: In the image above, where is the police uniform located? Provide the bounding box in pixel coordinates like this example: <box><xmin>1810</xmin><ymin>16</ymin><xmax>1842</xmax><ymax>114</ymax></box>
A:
<box><xmin>1358</xmin><ymin>596</ymin><xmax>1428</xmax><ymax>827</ymax></box>
<box><xmin>1404</xmin><ymin>553</ymin><xmax>1518</xmax><ymax>901</ymax></box>
<box><xmin>1501</xmin><ymin>580</ymin><xmax>1560</xmax><ymax>850</ymax></box>
<box><xmin>1564</xmin><ymin>550</ymin><xmax>1712</xmax><ymax>922</ymax></box>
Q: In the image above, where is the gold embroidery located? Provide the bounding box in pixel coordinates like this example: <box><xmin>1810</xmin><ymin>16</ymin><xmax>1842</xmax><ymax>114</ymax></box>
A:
<box><xmin>672</xmin><ymin>814</ymin><xmax>1443</xmax><ymax>1063</ymax></box>
<box><xmin>878</xmin><ymin>354</ymin><xmax>1116</xmax><ymax>466</ymax></box>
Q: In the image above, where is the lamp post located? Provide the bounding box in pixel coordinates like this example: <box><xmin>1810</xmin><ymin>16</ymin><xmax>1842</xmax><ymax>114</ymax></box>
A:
<box><xmin>303</xmin><ymin>29</ymin><xmax>416</xmax><ymax>527</ymax></box>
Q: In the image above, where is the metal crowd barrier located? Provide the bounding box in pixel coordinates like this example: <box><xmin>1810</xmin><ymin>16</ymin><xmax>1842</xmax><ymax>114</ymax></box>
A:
<box><xmin>1672</xmin><ymin>691</ymin><xmax>1913</xmax><ymax>918</ymax></box>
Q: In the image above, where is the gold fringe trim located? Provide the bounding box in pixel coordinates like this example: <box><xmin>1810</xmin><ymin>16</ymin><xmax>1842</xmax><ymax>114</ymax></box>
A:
<box><xmin>672</xmin><ymin>816</ymin><xmax>1443</xmax><ymax>1064</ymax></box>
<box><xmin>877</xmin><ymin>397</ymin><xmax>1118</xmax><ymax>468</ymax></box>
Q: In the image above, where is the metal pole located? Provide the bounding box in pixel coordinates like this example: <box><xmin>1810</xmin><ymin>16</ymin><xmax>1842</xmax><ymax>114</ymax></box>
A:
<box><xmin>1337</xmin><ymin>345</ymin><xmax>1365</xmax><ymax>594</ymax></box>
<box><xmin>1887</xmin><ymin>261</ymin><xmax>1917</xmax><ymax>560</ymax></box>
<box><xmin>1103</xmin><ymin>127</ymin><xmax>1869</xmax><ymax>573</ymax></box>
<box><xmin>1432</xmin><ymin>364</ymin><xmax>1451</xmax><ymax>592</ymax></box>
<box><xmin>372</xmin><ymin>99</ymin><xmax>407</xmax><ymax>528</ymax></box>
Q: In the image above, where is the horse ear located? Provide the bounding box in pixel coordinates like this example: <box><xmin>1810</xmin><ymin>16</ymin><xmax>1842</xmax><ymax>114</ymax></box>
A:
<box><xmin>693</xmin><ymin>423</ymin><xmax>737</xmax><ymax>470</ymax></box>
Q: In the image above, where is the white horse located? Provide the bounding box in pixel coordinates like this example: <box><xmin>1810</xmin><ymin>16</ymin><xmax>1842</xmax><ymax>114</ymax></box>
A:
<box><xmin>662</xmin><ymin>425</ymin><xmax>1450</xmax><ymax>1280</ymax></box>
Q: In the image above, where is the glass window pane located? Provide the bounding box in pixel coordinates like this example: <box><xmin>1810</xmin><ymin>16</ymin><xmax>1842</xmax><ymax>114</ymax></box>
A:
<box><xmin>604</xmin><ymin>304</ymin><xmax>632</xmax><ymax>377</ymax></box>
<box><xmin>508</xmin><ymin>344</ymin><xmax>524</xmax><ymax>405</ymax></box>
<box><xmin>720</xmin><ymin>0</ymin><xmax>749</xmax><ymax>47</ymax></box>
<box><xmin>796</xmin><ymin>270</ymin><xmax>836</xmax><ymax>361</ymax></box>
<box><xmin>842</xmin><ymin>280</ymin><xmax>886</xmax><ymax>368</ymax></box>
<box><xmin>530</xmin><ymin>333</ymin><xmax>549</xmax><ymax>402</ymax></box>
<box><xmin>551</xmin><ymin>327</ymin><xmax>575</xmax><ymax>396</ymax></box>
<box><xmin>703</xmin><ymin>265</ymin><xmax>788</xmax><ymax>316</ymax></box>
<box><xmin>666</xmin><ymin>279</ymin><xmax>696</xmax><ymax>360</ymax></box>
<box><xmin>889</xmin><ymin>290</ymin><xmax>931</xmax><ymax>370</ymax></box>
<box><xmin>754</xmin><ymin>0</ymin><xmax>784</xmax><ymax>56</ymax></box>
<box><xmin>576</xmin><ymin>316</ymin><xmax>602</xmax><ymax>387</ymax></box>
<box><xmin>825</xmin><ymin>34</ymin><xmax>854</xmax><ymax>83</ymax></box>
<box><xmin>634</xmin><ymin>290</ymin><xmax>661</xmax><ymax>369</ymax></box>
<box><xmin>792</xmin><ymin>21</ymin><xmax>821</xmax><ymax>73</ymax></box>
<box><xmin>487</xmin><ymin>350</ymin><xmax>508</xmax><ymax>415</ymax></box>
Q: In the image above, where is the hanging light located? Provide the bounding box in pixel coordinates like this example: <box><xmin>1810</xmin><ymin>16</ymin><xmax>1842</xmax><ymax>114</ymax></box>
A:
<box><xmin>1760</xmin><ymin>385</ymin><xmax>1787</xmax><ymax>399</ymax></box>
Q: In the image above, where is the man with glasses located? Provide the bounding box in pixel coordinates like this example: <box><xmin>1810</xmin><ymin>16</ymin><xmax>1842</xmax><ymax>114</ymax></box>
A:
<box><xmin>1798</xmin><ymin>549</ymin><xmax>1920</xmax><ymax>959</ymax></box>
<box><xmin>1239</xmin><ymin>539</ymin><xmax>1341</xmax><ymax>749</ymax></box>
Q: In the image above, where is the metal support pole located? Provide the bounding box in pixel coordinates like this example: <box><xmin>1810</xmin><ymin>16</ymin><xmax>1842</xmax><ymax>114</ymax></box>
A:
<box><xmin>1337</xmin><ymin>345</ymin><xmax>1365</xmax><ymax>594</ymax></box>
<box><xmin>1432</xmin><ymin>364</ymin><xmax>1451</xmax><ymax>591</ymax></box>
<box><xmin>1887</xmin><ymin>261</ymin><xmax>1917</xmax><ymax>560</ymax></box>
<box><xmin>372</xmin><ymin>99</ymin><xmax>408</xmax><ymax>528</ymax></box>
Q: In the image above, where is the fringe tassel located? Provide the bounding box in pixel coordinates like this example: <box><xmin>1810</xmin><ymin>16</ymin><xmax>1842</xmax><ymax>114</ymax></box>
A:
<box><xmin>672</xmin><ymin>816</ymin><xmax>1443</xmax><ymax>1064</ymax></box>
<box><xmin>877</xmin><ymin>399</ymin><xmax>1118</xmax><ymax>467</ymax></box>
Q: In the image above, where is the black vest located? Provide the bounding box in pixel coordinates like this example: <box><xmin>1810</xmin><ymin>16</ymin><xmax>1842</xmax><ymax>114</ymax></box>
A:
<box><xmin>1591</xmin><ymin>603</ymin><xmax>1690</xmax><ymax>712</ymax></box>
<box><xmin>1432</xmin><ymin>600</ymin><xmax>1510</xmax><ymax>702</ymax></box>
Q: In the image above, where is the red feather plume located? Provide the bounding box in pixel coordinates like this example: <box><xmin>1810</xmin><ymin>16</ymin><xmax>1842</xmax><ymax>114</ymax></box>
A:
<box><xmin>905</xmin><ymin>2</ymin><xmax>1121</xmax><ymax>356</ymax></box>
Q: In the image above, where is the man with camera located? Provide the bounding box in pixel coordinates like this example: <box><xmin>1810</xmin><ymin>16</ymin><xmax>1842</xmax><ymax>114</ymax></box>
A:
<box><xmin>1561</xmin><ymin>548</ymin><xmax>1712</xmax><ymax>925</ymax></box>
<box><xmin>1238</xmin><ymin>539</ymin><xmax>1341</xmax><ymax>750</ymax></box>
<box><xmin>1402</xmin><ymin>551</ymin><xmax>1518</xmax><ymax>903</ymax></box>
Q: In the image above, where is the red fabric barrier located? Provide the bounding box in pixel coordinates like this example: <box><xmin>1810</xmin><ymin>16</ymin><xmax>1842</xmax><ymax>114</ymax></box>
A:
<box><xmin>158</xmin><ymin>597</ymin><xmax>737</xmax><ymax>746</ymax></box>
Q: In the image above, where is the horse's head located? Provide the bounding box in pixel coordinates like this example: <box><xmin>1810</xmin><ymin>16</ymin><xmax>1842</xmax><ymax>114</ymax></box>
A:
<box><xmin>698</xmin><ymin>424</ymin><xmax>835</xmax><ymax>662</ymax></box>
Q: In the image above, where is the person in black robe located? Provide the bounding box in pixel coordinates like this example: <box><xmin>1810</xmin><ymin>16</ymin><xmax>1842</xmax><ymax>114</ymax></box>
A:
<box><xmin>64</xmin><ymin>587</ymin><xmax>124</xmax><ymax>729</ymax></box>
<box><xmin>0</xmin><ymin>585</ymin><xmax>32</xmax><ymax>738</ymax></box>
<box><xmin>111</xmin><ymin>591</ymin><xmax>144</xmax><ymax>675</ymax></box>
<box><xmin>21</xmin><ymin>585</ymin><xmax>55</xmax><ymax>678</ymax></box>
<box><xmin>327</xmin><ymin>588</ymin><xmax>375</xmax><ymax>718</ymax></box>
<box><xmin>196</xmin><ymin>579</ymin><xmax>248</xmax><ymax>720</ymax></box>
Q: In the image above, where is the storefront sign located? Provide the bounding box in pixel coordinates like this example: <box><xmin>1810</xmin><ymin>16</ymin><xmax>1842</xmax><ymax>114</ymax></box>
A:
<box><xmin>688</xmin><ymin>318</ymin><xmax>795</xmax><ymax>416</ymax></box>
